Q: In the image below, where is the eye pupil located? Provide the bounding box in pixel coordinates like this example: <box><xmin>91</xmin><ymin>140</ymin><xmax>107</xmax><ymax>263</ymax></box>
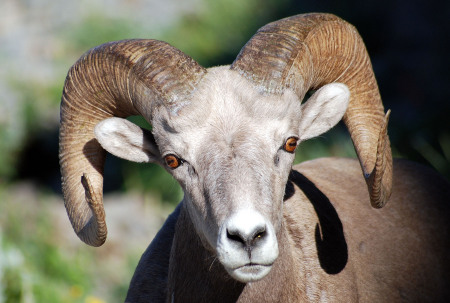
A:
<box><xmin>165</xmin><ymin>154</ymin><xmax>181</xmax><ymax>169</ymax></box>
<box><xmin>284</xmin><ymin>137</ymin><xmax>298</xmax><ymax>153</ymax></box>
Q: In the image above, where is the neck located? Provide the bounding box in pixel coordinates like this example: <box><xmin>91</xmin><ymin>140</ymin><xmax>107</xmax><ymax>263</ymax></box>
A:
<box><xmin>167</xmin><ymin>205</ymin><xmax>245</xmax><ymax>302</ymax></box>
<box><xmin>168</xmin><ymin>204</ymin><xmax>303</xmax><ymax>302</ymax></box>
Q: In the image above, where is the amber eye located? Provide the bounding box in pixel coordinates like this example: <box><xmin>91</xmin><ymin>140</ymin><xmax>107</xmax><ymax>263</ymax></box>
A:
<box><xmin>283</xmin><ymin>137</ymin><xmax>298</xmax><ymax>153</ymax></box>
<box><xmin>164</xmin><ymin>154</ymin><xmax>182</xmax><ymax>169</ymax></box>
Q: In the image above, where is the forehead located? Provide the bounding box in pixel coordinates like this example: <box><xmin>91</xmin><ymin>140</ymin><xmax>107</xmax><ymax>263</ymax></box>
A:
<box><xmin>178</xmin><ymin>67</ymin><xmax>299</xmax><ymax>128</ymax></box>
<box><xmin>152</xmin><ymin>66</ymin><xmax>302</xmax><ymax>151</ymax></box>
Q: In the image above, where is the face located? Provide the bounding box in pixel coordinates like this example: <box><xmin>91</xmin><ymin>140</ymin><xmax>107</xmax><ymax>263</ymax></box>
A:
<box><xmin>94</xmin><ymin>66</ymin><xmax>348</xmax><ymax>282</ymax></box>
<box><xmin>151</xmin><ymin>67</ymin><xmax>302</xmax><ymax>282</ymax></box>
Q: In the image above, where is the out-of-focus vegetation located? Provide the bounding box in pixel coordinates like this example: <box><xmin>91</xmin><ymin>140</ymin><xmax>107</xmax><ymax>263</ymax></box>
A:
<box><xmin>0</xmin><ymin>184</ymin><xmax>99</xmax><ymax>303</ymax></box>
<box><xmin>0</xmin><ymin>182</ymin><xmax>164</xmax><ymax>303</ymax></box>
<box><xmin>0</xmin><ymin>0</ymin><xmax>448</xmax><ymax>302</ymax></box>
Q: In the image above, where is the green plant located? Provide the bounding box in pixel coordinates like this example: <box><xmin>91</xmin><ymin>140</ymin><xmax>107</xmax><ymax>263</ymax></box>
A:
<box><xmin>0</xmin><ymin>186</ymin><xmax>102</xmax><ymax>303</ymax></box>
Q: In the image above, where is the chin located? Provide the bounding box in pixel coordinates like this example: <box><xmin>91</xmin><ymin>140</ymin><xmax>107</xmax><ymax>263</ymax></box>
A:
<box><xmin>227</xmin><ymin>264</ymin><xmax>273</xmax><ymax>283</ymax></box>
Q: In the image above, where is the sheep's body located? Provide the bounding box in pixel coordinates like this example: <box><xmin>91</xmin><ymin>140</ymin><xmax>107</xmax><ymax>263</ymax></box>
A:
<box><xmin>126</xmin><ymin>158</ymin><xmax>450</xmax><ymax>302</ymax></box>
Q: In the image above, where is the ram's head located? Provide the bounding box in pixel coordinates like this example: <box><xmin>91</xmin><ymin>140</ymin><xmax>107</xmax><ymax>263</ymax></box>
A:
<box><xmin>60</xmin><ymin>13</ymin><xmax>392</xmax><ymax>282</ymax></box>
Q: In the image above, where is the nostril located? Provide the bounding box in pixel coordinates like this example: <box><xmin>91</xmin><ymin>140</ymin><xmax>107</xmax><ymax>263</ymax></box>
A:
<box><xmin>227</xmin><ymin>229</ymin><xmax>246</xmax><ymax>245</ymax></box>
<box><xmin>252</xmin><ymin>226</ymin><xmax>266</xmax><ymax>240</ymax></box>
<box><xmin>253</xmin><ymin>229</ymin><xmax>266</xmax><ymax>242</ymax></box>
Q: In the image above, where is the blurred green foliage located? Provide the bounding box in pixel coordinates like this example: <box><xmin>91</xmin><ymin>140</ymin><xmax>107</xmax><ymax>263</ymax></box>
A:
<box><xmin>67</xmin><ymin>15</ymin><xmax>142</xmax><ymax>50</ymax></box>
<box><xmin>0</xmin><ymin>182</ymin><xmax>140</xmax><ymax>302</ymax></box>
<box><xmin>0</xmin><ymin>188</ymin><xmax>95</xmax><ymax>303</ymax></box>
<box><xmin>163</xmin><ymin>0</ymin><xmax>288</xmax><ymax>66</ymax></box>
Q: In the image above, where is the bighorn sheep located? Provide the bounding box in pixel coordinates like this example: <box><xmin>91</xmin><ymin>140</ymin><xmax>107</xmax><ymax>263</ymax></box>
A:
<box><xmin>59</xmin><ymin>13</ymin><xmax>450</xmax><ymax>302</ymax></box>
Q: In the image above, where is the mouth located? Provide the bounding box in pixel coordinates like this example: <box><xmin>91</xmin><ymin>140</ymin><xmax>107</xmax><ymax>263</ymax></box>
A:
<box><xmin>228</xmin><ymin>263</ymin><xmax>274</xmax><ymax>283</ymax></box>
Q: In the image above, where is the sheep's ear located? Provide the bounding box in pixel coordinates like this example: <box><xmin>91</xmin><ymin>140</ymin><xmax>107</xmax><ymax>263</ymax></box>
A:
<box><xmin>94</xmin><ymin>117</ymin><xmax>160</xmax><ymax>163</ymax></box>
<box><xmin>298</xmin><ymin>83</ymin><xmax>350</xmax><ymax>141</ymax></box>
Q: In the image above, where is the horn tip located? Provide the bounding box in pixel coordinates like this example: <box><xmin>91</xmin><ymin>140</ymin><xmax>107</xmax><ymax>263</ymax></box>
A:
<box><xmin>79</xmin><ymin>173</ymin><xmax>108</xmax><ymax>246</ymax></box>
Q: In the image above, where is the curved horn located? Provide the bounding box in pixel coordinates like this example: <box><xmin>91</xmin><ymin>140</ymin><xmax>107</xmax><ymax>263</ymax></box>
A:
<box><xmin>231</xmin><ymin>13</ymin><xmax>392</xmax><ymax>208</ymax></box>
<box><xmin>59</xmin><ymin>39</ymin><xmax>206</xmax><ymax>246</ymax></box>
